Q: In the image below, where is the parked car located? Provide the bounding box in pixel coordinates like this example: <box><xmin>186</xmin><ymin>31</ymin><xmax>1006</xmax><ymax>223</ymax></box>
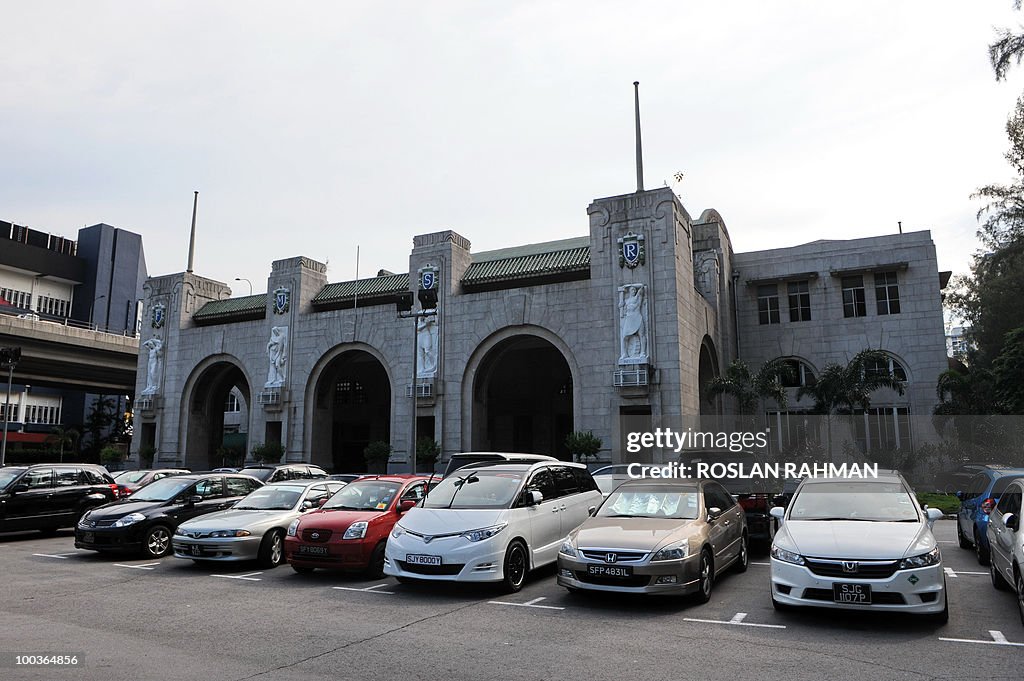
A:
<box><xmin>590</xmin><ymin>464</ymin><xmax>653</xmax><ymax>496</ymax></box>
<box><xmin>0</xmin><ymin>464</ymin><xmax>119</xmax><ymax>534</ymax></box>
<box><xmin>237</xmin><ymin>463</ymin><xmax>328</xmax><ymax>483</ymax></box>
<box><xmin>385</xmin><ymin>461</ymin><xmax>602</xmax><ymax>592</ymax></box>
<box><xmin>768</xmin><ymin>472</ymin><xmax>947</xmax><ymax>622</ymax></box>
<box><xmin>557</xmin><ymin>478</ymin><xmax>747</xmax><ymax>601</ymax></box>
<box><xmin>75</xmin><ymin>473</ymin><xmax>264</xmax><ymax>558</ymax></box>
<box><xmin>955</xmin><ymin>466</ymin><xmax>1024</xmax><ymax>565</ymax></box>
<box><xmin>935</xmin><ymin>462</ymin><xmax>992</xmax><ymax>494</ymax></box>
<box><xmin>985</xmin><ymin>477</ymin><xmax>1024</xmax><ymax>625</ymax></box>
<box><xmin>441</xmin><ymin>452</ymin><xmax>557</xmax><ymax>478</ymax></box>
<box><xmin>326</xmin><ymin>474</ymin><xmax>362</xmax><ymax>484</ymax></box>
<box><xmin>173</xmin><ymin>480</ymin><xmax>344</xmax><ymax>568</ymax></box>
<box><xmin>113</xmin><ymin>468</ymin><xmax>191</xmax><ymax>498</ymax></box>
<box><xmin>285</xmin><ymin>475</ymin><xmax>434</xmax><ymax>577</ymax></box>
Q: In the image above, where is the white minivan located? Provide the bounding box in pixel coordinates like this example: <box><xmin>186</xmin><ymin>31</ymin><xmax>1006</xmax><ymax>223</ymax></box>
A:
<box><xmin>384</xmin><ymin>461</ymin><xmax>602</xmax><ymax>592</ymax></box>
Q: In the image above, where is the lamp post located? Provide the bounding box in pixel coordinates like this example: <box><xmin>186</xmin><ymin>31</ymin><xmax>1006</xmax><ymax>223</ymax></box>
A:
<box><xmin>89</xmin><ymin>294</ymin><xmax>107</xmax><ymax>329</ymax></box>
<box><xmin>396</xmin><ymin>287</ymin><xmax>438</xmax><ymax>474</ymax></box>
<box><xmin>234</xmin><ymin>278</ymin><xmax>253</xmax><ymax>295</ymax></box>
<box><xmin>0</xmin><ymin>346</ymin><xmax>22</xmax><ymax>467</ymax></box>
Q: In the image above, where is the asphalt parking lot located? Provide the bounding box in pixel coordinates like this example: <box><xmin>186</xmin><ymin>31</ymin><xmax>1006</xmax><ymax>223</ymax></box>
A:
<box><xmin>0</xmin><ymin>520</ymin><xmax>1020</xmax><ymax>681</ymax></box>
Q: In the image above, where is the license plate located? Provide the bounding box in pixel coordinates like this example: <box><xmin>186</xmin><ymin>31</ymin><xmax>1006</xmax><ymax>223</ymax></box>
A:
<box><xmin>190</xmin><ymin>545</ymin><xmax>203</xmax><ymax>557</ymax></box>
<box><xmin>406</xmin><ymin>554</ymin><xmax>441</xmax><ymax>565</ymax></box>
<box><xmin>298</xmin><ymin>545</ymin><xmax>329</xmax><ymax>556</ymax></box>
<box><xmin>833</xmin><ymin>582</ymin><xmax>872</xmax><ymax>604</ymax></box>
<box><xmin>587</xmin><ymin>564</ymin><xmax>634</xmax><ymax>578</ymax></box>
<box><xmin>82</xmin><ymin>532</ymin><xmax>94</xmax><ymax>543</ymax></box>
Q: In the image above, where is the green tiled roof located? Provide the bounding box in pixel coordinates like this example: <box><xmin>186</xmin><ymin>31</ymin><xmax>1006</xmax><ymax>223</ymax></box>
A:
<box><xmin>193</xmin><ymin>294</ymin><xmax>267</xmax><ymax>324</ymax></box>
<box><xmin>462</xmin><ymin>245</ymin><xmax>590</xmax><ymax>286</ymax></box>
<box><xmin>313</xmin><ymin>273</ymin><xmax>410</xmax><ymax>306</ymax></box>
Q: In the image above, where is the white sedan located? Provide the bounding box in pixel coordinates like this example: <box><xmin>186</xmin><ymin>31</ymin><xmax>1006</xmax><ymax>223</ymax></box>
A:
<box><xmin>769</xmin><ymin>472</ymin><xmax>947</xmax><ymax>622</ymax></box>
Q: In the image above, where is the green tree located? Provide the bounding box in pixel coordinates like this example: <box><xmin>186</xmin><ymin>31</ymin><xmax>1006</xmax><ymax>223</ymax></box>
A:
<box><xmin>993</xmin><ymin>326</ymin><xmax>1024</xmax><ymax>412</ymax></box>
<box><xmin>46</xmin><ymin>426</ymin><xmax>80</xmax><ymax>463</ymax></box>
<box><xmin>82</xmin><ymin>395</ymin><xmax>118</xmax><ymax>459</ymax></box>
<box><xmin>704</xmin><ymin>358</ymin><xmax>792</xmax><ymax>415</ymax></box>
<box><xmin>565</xmin><ymin>431</ymin><xmax>602</xmax><ymax>463</ymax></box>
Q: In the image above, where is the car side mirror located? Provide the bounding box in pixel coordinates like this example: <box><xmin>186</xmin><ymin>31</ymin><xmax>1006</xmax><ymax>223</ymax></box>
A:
<box><xmin>301</xmin><ymin>500</ymin><xmax>315</xmax><ymax>510</ymax></box>
<box><xmin>188</xmin><ymin>495</ymin><xmax>202</xmax><ymax>506</ymax></box>
<box><xmin>1006</xmin><ymin>513</ymin><xmax>1020</xmax><ymax>532</ymax></box>
<box><xmin>926</xmin><ymin>507</ymin><xmax>944</xmax><ymax>526</ymax></box>
<box><xmin>398</xmin><ymin>499</ymin><xmax>417</xmax><ymax>513</ymax></box>
<box><xmin>707</xmin><ymin>506</ymin><xmax>723</xmax><ymax>520</ymax></box>
<box><xmin>10</xmin><ymin>483</ymin><xmax>28</xmax><ymax>494</ymax></box>
<box><xmin>955</xmin><ymin>491</ymin><xmax>964</xmax><ymax>501</ymax></box>
<box><xmin>588</xmin><ymin>505</ymin><xmax>597</xmax><ymax>516</ymax></box>
<box><xmin>525</xmin><ymin>490</ymin><xmax>543</xmax><ymax>506</ymax></box>
<box><xmin>769</xmin><ymin>506</ymin><xmax>786</xmax><ymax>521</ymax></box>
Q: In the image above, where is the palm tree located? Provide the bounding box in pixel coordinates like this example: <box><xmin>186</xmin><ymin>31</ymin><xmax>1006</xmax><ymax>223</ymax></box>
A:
<box><xmin>704</xmin><ymin>358</ymin><xmax>792</xmax><ymax>416</ymax></box>
<box><xmin>796</xmin><ymin>349</ymin><xmax>905</xmax><ymax>462</ymax></box>
<box><xmin>47</xmin><ymin>426</ymin><xmax>80</xmax><ymax>463</ymax></box>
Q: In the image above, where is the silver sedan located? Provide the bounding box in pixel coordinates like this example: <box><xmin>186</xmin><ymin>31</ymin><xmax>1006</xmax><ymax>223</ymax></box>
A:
<box><xmin>172</xmin><ymin>480</ymin><xmax>344</xmax><ymax>567</ymax></box>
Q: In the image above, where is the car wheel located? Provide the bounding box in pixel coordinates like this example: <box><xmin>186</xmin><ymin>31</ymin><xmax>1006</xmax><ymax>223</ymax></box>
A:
<box><xmin>991</xmin><ymin>559</ymin><xmax>1011</xmax><ymax>591</ymax></box>
<box><xmin>926</xmin><ymin>588</ymin><xmax>949</xmax><ymax>625</ymax></box>
<box><xmin>365</xmin><ymin>543</ymin><xmax>386</xmax><ymax>579</ymax></box>
<box><xmin>956</xmin><ymin>521</ymin><xmax>971</xmax><ymax>549</ymax></box>
<box><xmin>1015</xmin><ymin>569</ymin><xmax>1024</xmax><ymax>626</ymax></box>
<box><xmin>501</xmin><ymin>541</ymin><xmax>528</xmax><ymax>593</ymax></box>
<box><xmin>974</xmin><ymin>530</ymin><xmax>990</xmax><ymax>566</ymax></box>
<box><xmin>142</xmin><ymin>525</ymin><xmax>172</xmax><ymax>558</ymax></box>
<box><xmin>692</xmin><ymin>549</ymin><xmax>713</xmax><ymax>604</ymax></box>
<box><xmin>257</xmin><ymin>530</ymin><xmax>285</xmax><ymax>568</ymax></box>
<box><xmin>291</xmin><ymin>564</ymin><xmax>314</xmax><ymax>574</ymax></box>
<box><xmin>734</xmin><ymin>534</ymin><xmax>749</xmax><ymax>573</ymax></box>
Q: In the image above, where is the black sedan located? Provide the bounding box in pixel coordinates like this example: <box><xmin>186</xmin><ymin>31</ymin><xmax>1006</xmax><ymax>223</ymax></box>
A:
<box><xmin>75</xmin><ymin>474</ymin><xmax>263</xmax><ymax>558</ymax></box>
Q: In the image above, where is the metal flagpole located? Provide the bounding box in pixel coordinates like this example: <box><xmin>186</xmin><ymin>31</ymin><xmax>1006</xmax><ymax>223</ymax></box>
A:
<box><xmin>634</xmin><ymin>81</ymin><xmax>644</xmax><ymax>192</ymax></box>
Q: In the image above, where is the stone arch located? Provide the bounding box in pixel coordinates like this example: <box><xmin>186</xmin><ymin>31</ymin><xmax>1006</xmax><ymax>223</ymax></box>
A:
<box><xmin>304</xmin><ymin>342</ymin><xmax>394</xmax><ymax>473</ymax></box>
<box><xmin>461</xmin><ymin>325</ymin><xmax>579</xmax><ymax>460</ymax></box>
<box><xmin>698</xmin><ymin>335</ymin><xmax>721</xmax><ymax>416</ymax></box>
<box><xmin>180</xmin><ymin>355</ymin><xmax>254</xmax><ymax>471</ymax></box>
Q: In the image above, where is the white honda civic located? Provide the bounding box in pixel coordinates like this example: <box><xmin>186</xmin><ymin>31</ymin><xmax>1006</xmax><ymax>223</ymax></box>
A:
<box><xmin>769</xmin><ymin>472</ymin><xmax>947</xmax><ymax>622</ymax></box>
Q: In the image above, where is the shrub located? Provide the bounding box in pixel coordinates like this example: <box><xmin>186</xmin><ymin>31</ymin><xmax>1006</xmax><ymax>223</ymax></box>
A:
<box><xmin>364</xmin><ymin>440</ymin><xmax>393</xmax><ymax>473</ymax></box>
<box><xmin>565</xmin><ymin>430</ymin><xmax>602</xmax><ymax>463</ymax></box>
<box><xmin>417</xmin><ymin>437</ymin><xmax>441</xmax><ymax>470</ymax></box>
<box><xmin>251</xmin><ymin>441</ymin><xmax>285</xmax><ymax>464</ymax></box>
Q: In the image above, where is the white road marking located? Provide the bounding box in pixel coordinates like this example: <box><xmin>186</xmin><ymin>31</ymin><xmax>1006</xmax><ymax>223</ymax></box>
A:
<box><xmin>113</xmin><ymin>562</ymin><xmax>160</xmax><ymax>570</ymax></box>
<box><xmin>488</xmin><ymin>596</ymin><xmax>565</xmax><ymax>611</ymax></box>
<box><xmin>944</xmin><ymin>567</ymin><xmax>987</xmax><ymax>577</ymax></box>
<box><xmin>32</xmin><ymin>553</ymin><xmax>77</xmax><ymax>559</ymax></box>
<box><xmin>751</xmin><ymin>562</ymin><xmax>770</xmax><ymax>566</ymax></box>
<box><xmin>332</xmin><ymin>583</ymin><xmax>395</xmax><ymax>595</ymax></box>
<box><xmin>683</xmin><ymin>613</ymin><xmax>786</xmax><ymax>629</ymax></box>
<box><xmin>211</xmin><ymin>571</ymin><xmax>263</xmax><ymax>581</ymax></box>
<box><xmin>936</xmin><ymin>540</ymin><xmax>956</xmax><ymax>544</ymax></box>
<box><xmin>939</xmin><ymin>630</ymin><xmax>1024</xmax><ymax>647</ymax></box>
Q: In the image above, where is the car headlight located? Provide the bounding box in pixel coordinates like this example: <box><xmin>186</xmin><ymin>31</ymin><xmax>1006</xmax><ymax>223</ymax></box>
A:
<box><xmin>770</xmin><ymin>545</ymin><xmax>805</xmax><ymax>565</ymax></box>
<box><xmin>461</xmin><ymin>523</ymin><xmax>507</xmax><ymax>542</ymax></box>
<box><xmin>210</xmin><ymin>530</ymin><xmax>251</xmax><ymax>538</ymax></box>
<box><xmin>651</xmin><ymin>542</ymin><xmax>689</xmax><ymax>561</ymax></box>
<box><xmin>113</xmin><ymin>513</ymin><xmax>145</xmax><ymax>528</ymax></box>
<box><xmin>174</xmin><ymin>526</ymin><xmax>186</xmax><ymax>536</ymax></box>
<box><xmin>343</xmin><ymin>521</ymin><xmax>368</xmax><ymax>540</ymax></box>
<box><xmin>77</xmin><ymin>512</ymin><xmax>92</xmax><ymax>527</ymax></box>
<box><xmin>899</xmin><ymin>546</ymin><xmax>940</xmax><ymax>570</ymax></box>
<box><xmin>559</xmin><ymin>538</ymin><xmax>577</xmax><ymax>558</ymax></box>
<box><xmin>391</xmin><ymin>524</ymin><xmax>405</xmax><ymax>539</ymax></box>
<box><xmin>287</xmin><ymin>519</ymin><xmax>300</xmax><ymax>537</ymax></box>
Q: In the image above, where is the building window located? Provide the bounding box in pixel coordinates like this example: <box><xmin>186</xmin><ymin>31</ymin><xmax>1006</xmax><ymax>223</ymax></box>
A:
<box><xmin>778</xmin><ymin>359</ymin><xmax>816</xmax><ymax>388</ymax></box>
<box><xmin>874</xmin><ymin>271</ymin><xmax>900</xmax><ymax>315</ymax></box>
<box><xmin>854</xmin><ymin>407</ymin><xmax>912</xmax><ymax>451</ymax></box>
<box><xmin>787</xmin><ymin>280</ymin><xmax>811</xmax><ymax>322</ymax></box>
<box><xmin>0</xmin><ymin>403</ymin><xmax>18</xmax><ymax>422</ymax></box>
<box><xmin>865</xmin><ymin>355</ymin><xmax>908</xmax><ymax>382</ymax></box>
<box><xmin>34</xmin><ymin>295</ymin><xmax>70</xmax><ymax>317</ymax></box>
<box><xmin>841</xmin><ymin>276</ymin><xmax>866</xmax><ymax>318</ymax></box>
<box><xmin>224</xmin><ymin>393</ymin><xmax>240</xmax><ymax>413</ymax></box>
<box><xmin>766</xmin><ymin>411</ymin><xmax>820</xmax><ymax>453</ymax></box>
<box><xmin>335</xmin><ymin>379</ymin><xmax>367</xmax><ymax>405</ymax></box>
<box><xmin>757</xmin><ymin>284</ymin><xmax>780</xmax><ymax>325</ymax></box>
<box><xmin>0</xmin><ymin>287</ymin><xmax>31</xmax><ymax>310</ymax></box>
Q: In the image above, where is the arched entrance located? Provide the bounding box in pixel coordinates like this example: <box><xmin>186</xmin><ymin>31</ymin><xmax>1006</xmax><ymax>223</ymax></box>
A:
<box><xmin>308</xmin><ymin>349</ymin><xmax>391</xmax><ymax>473</ymax></box>
<box><xmin>698</xmin><ymin>336</ymin><xmax>721</xmax><ymax>416</ymax></box>
<box><xmin>471</xmin><ymin>335</ymin><xmax>574</xmax><ymax>460</ymax></box>
<box><xmin>182</xmin><ymin>358</ymin><xmax>251</xmax><ymax>471</ymax></box>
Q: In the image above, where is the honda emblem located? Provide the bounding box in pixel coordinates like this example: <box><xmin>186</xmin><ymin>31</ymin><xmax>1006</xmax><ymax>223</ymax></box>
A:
<box><xmin>605</xmin><ymin>553</ymin><xmax>618</xmax><ymax>563</ymax></box>
<box><xmin>842</xmin><ymin>561</ymin><xmax>858</xmax><ymax>573</ymax></box>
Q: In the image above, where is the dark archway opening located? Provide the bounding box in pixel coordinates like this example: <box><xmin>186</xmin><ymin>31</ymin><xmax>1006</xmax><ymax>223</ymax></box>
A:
<box><xmin>698</xmin><ymin>338</ymin><xmax>721</xmax><ymax>417</ymax></box>
<box><xmin>185</xmin><ymin>362</ymin><xmax>250</xmax><ymax>471</ymax></box>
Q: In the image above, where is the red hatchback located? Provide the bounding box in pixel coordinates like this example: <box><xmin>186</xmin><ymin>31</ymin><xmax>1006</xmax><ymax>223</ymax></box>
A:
<box><xmin>284</xmin><ymin>475</ymin><xmax>434</xmax><ymax>578</ymax></box>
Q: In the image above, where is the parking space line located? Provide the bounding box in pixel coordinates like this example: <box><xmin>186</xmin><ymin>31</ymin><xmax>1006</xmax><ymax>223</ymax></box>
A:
<box><xmin>332</xmin><ymin>583</ymin><xmax>396</xmax><ymax>595</ymax></box>
<box><xmin>488</xmin><ymin>596</ymin><xmax>565</xmax><ymax>611</ymax></box>
<box><xmin>211</xmin><ymin>572</ymin><xmax>263</xmax><ymax>582</ymax></box>
<box><xmin>31</xmin><ymin>552</ymin><xmax>79</xmax><ymax>559</ymax></box>
<box><xmin>939</xmin><ymin>630</ymin><xmax>1024</xmax><ymax>647</ymax></box>
<box><xmin>683</xmin><ymin>612</ymin><xmax>786</xmax><ymax>629</ymax></box>
<box><xmin>751</xmin><ymin>562</ymin><xmax>770</xmax><ymax>566</ymax></box>
<box><xmin>113</xmin><ymin>562</ymin><xmax>160</xmax><ymax>570</ymax></box>
<box><xmin>944</xmin><ymin>567</ymin><xmax>987</xmax><ymax>578</ymax></box>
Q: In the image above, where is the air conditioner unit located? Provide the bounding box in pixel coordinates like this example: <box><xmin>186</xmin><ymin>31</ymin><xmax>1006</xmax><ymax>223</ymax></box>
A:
<box><xmin>613</xmin><ymin>366</ymin><xmax>649</xmax><ymax>387</ymax></box>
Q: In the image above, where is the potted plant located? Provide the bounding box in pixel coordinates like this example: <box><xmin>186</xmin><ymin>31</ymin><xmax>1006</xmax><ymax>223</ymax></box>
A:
<box><xmin>364</xmin><ymin>440</ymin><xmax>393</xmax><ymax>474</ymax></box>
<box><xmin>417</xmin><ymin>437</ymin><xmax>441</xmax><ymax>473</ymax></box>
<box><xmin>565</xmin><ymin>430</ymin><xmax>602</xmax><ymax>464</ymax></box>
<box><xmin>250</xmin><ymin>441</ymin><xmax>285</xmax><ymax>465</ymax></box>
<box><xmin>139</xmin><ymin>445</ymin><xmax>157</xmax><ymax>468</ymax></box>
<box><xmin>99</xmin><ymin>445</ymin><xmax>126</xmax><ymax>471</ymax></box>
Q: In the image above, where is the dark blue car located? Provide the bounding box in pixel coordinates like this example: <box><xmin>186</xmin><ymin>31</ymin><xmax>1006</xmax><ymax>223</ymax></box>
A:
<box><xmin>956</xmin><ymin>466</ymin><xmax>1024</xmax><ymax>565</ymax></box>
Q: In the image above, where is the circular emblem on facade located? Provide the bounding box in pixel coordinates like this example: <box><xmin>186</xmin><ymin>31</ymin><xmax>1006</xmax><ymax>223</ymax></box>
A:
<box><xmin>273</xmin><ymin>287</ymin><xmax>290</xmax><ymax>315</ymax></box>
<box><xmin>151</xmin><ymin>302</ymin><xmax>166</xmax><ymax>329</ymax></box>
<box><xmin>617</xmin><ymin>231</ymin><xmax>646</xmax><ymax>269</ymax></box>
<box><xmin>418</xmin><ymin>264</ymin><xmax>439</xmax><ymax>291</ymax></box>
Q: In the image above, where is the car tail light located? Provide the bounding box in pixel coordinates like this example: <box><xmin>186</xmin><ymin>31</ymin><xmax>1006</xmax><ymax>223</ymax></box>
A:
<box><xmin>118</xmin><ymin>486</ymin><xmax>133</xmax><ymax>497</ymax></box>
<box><xmin>109</xmin><ymin>484</ymin><xmax>120</xmax><ymax>499</ymax></box>
<box><xmin>739</xmin><ymin>494</ymin><xmax>768</xmax><ymax>512</ymax></box>
<box><xmin>981</xmin><ymin>498</ymin><xmax>996</xmax><ymax>514</ymax></box>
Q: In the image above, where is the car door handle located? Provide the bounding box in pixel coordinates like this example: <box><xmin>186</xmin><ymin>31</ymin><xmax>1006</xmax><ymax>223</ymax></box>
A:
<box><xmin>551</xmin><ymin>507</ymin><xmax>559</xmax><ymax>513</ymax></box>
<box><xmin>722</xmin><ymin>520</ymin><xmax>731</xmax><ymax>526</ymax></box>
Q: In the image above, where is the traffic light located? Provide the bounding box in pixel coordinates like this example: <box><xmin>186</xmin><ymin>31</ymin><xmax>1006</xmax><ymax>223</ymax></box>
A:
<box><xmin>417</xmin><ymin>287</ymin><xmax>438</xmax><ymax>310</ymax></box>
<box><xmin>395</xmin><ymin>291</ymin><xmax>414</xmax><ymax>314</ymax></box>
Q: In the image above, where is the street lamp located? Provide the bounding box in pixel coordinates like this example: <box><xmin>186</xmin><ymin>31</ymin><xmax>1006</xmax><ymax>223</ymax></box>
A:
<box><xmin>396</xmin><ymin>287</ymin><xmax>438</xmax><ymax>474</ymax></box>
<box><xmin>89</xmin><ymin>294</ymin><xmax>107</xmax><ymax>329</ymax></box>
<box><xmin>234</xmin><ymin>278</ymin><xmax>253</xmax><ymax>295</ymax></box>
<box><xmin>0</xmin><ymin>346</ymin><xmax>22</xmax><ymax>467</ymax></box>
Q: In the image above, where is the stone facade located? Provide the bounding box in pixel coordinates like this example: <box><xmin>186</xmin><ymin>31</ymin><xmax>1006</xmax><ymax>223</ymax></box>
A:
<box><xmin>130</xmin><ymin>187</ymin><xmax>948</xmax><ymax>472</ymax></box>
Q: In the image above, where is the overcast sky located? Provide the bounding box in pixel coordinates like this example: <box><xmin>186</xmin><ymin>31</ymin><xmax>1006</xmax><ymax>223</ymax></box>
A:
<box><xmin>3</xmin><ymin>1</ymin><xmax>1024</xmax><ymax>297</ymax></box>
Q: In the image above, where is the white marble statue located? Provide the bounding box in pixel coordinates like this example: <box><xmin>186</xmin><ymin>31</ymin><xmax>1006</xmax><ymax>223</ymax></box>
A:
<box><xmin>265</xmin><ymin>326</ymin><xmax>288</xmax><ymax>388</ymax></box>
<box><xmin>416</xmin><ymin>316</ymin><xmax>439</xmax><ymax>378</ymax></box>
<box><xmin>141</xmin><ymin>337</ymin><xmax>163</xmax><ymax>395</ymax></box>
<box><xmin>618</xmin><ymin>284</ymin><xmax>649</xmax><ymax>364</ymax></box>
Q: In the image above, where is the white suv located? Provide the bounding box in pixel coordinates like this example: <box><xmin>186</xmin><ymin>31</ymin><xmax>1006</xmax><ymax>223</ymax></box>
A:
<box><xmin>986</xmin><ymin>477</ymin><xmax>1024</xmax><ymax>625</ymax></box>
<box><xmin>769</xmin><ymin>472</ymin><xmax>947</xmax><ymax>622</ymax></box>
<box><xmin>385</xmin><ymin>461</ymin><xmax>602</xmax><ymax>592</ymax></box>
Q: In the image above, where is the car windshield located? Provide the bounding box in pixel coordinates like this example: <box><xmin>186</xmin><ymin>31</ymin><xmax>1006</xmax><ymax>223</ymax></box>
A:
<box><xmin>423</xmin><ymin>470</ymin><xmax>523</xmax><ymax>509</ymax></box>
<box><xmin>322</xmin><ymin>481</ymin><xmax>400</xmax><ymax>512</ymax></box>
<box><xmin>238</xmin><ymin>468</ymin><xmax>274</xmax><ymax>482</ymax></box>
<box><xmin>0</xmin><ymin>468</ymin><xmax>27</xmax><ymax>489</ymax></box>
<box><xmin>116</xmin><ymin>471</ymin><xmax>149</xmax><ymax>484</ymax></box>
<box><xmin>788</xmin><ymin>481</ymin><xmax>919</xmax><ymax>522</ymax></box>
<box><xmin>234</xmin><ymin>485</ymin><xmax>303</xmax><ymax>511</ymax></box>
<box><xmin>598</xmin><ymin>486</ymin><xmax>699</xmax><ymax>520</ymax></box>
<box><xmin>129</xmin><ymin>478</ymin><xmax>194</xmax><ymax>502</ymax></box>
